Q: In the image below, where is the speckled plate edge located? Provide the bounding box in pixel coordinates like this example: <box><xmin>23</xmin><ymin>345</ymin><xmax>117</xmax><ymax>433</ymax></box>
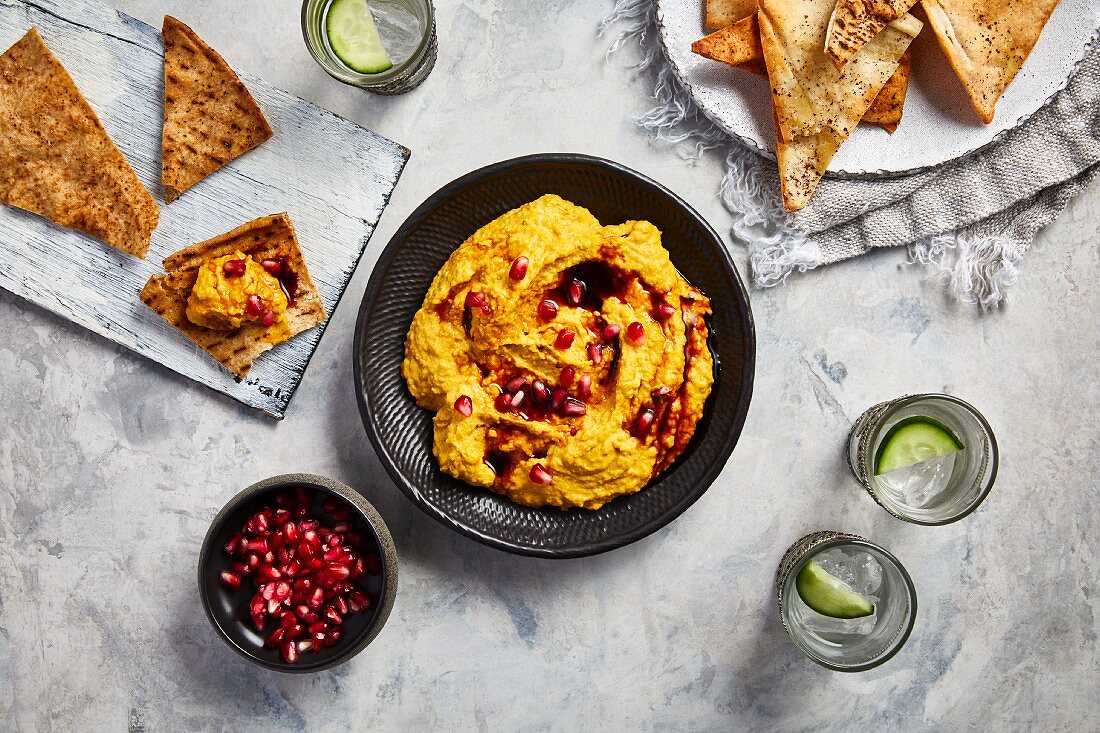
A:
<box><xmin>655</xmin><ymin>0</ymin><xmax>1100</xmax><ymax>179</ymax></box>
<box><xmin>352</xmin><ymin>153</ymin><xmax>757</xmax><ymax>558</ymax></box>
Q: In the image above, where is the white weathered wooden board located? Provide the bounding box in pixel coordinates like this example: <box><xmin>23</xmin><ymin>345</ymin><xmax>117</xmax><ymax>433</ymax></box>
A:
<box><xmin>0</xmin><ymin>0</ymin><xmax>409</xmax><ymax>418</ymax></box>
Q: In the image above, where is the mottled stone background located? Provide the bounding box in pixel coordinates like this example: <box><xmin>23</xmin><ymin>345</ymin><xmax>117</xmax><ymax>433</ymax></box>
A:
<box><xmin>1</xmin><ymin>1</ymin><xmax>1096</xmax><ymax>731</ymax></box>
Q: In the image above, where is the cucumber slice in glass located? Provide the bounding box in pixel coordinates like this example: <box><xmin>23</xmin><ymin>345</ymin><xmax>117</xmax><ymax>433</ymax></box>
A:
<box><xmin>796</xmin><ymin>560</ymin><xmax>875</xmax><ymax>619</ymax></box>
<box><xmin>326</xmin><ymin>0</ymin><xmax>394</xmax><ymax>74</ymax></box>
<box><xmin>875</xmin><ymin>417</ymin><xmax>964</xmax><ymax>476</ymax></box>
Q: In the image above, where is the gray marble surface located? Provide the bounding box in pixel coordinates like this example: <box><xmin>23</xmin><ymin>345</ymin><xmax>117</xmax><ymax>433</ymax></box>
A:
<box><xmin>1</xmin><ymin>1</ymin><xmax>1097</xmax><ymax>730</ymax></box>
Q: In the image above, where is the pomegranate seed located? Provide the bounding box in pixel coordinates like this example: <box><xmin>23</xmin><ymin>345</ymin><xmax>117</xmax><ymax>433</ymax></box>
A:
<box><xmin>244</xmin><ymin>537</ymin><xmax>269</xmax><ymax>553</ymax></box>
<box><xmin>587</xmin><ymin>344</ymin><xmax>603</xmax><ymax>364</ymax></box>
<box><xmin>274</xmin><ymin>581</ymin><xmax>291</xmax><ymax>601</ymax></box>
<box><xmin>299</xmin><ymin>519</ymin><xmax>319</xmax><ymax>532</ymax></box>
<box><xmin>298</xmin><ymin>639</ymin><xmax>315</xmax><ymax>653</ymax></box>
<box><xmin>323</xmin><ymin>607</ymin><xmax>343</xmax><ymax>625</ymax></box>
<box><xmin>282</xmin><ymin>521</ymin><xmax>299</xmax><ymax>543</ymax></box>
<box><xmin>333</xmin><ymin>596</ymin><xmax>349</xmax><ymax>615</ymax></box>
<box><xmin>566</xmin><ymin>279</ymin><xmax>586</xmax><ymax>306</ymax></box>
<box><xmin>326</xmin><ymin>629</ymin><xmax>343</xmax><ymax>647</ymax></box>
<box><xmin>349</xmin><ymin>557</ymin><xmax>365</xmax><ymax>578</ymax></box>
<box><xmin>509</xmin><ymin>390</ymin><xmax>526</xmax><ymax>408</ymax></box>
<box><xmin>259</xmin><ymin>565</ymin><xmax>281</xmax><ymax>581</ymax></box>
<box><xmin>531</xmin><ymin>379</ymin><xmax>551</xmax><ymax>403</ymax></box>
<box><xmin>285</xmin><ymin>623</ymin><xmax>304</xmax><ymax>639</ymax></box>
<box><xmin>633</xmin><ymin>408</ymin><xmax>656</xmax><ymax>435</ymax></box>
<box><xmin>294</xmin><ymin>505</ymin><xmax>309</xmax><ymax>519</ymax></box>
<box><xmin>365</xmin><ymin>555</ymin><xmax>383</xmax><ymax>576</ymax></box>
<box><xmin>505</xmin><ymin>376</ymin><xmax>528</xmax><ymax>394</ymax></box>
<box><xmin>602</xmin><ymin>323</ymin><xmax>621</xmax><ymax>340</ymax></box>
<box><xmin>224</xmin><ymin>533</ymin><xmax>242</xmax><ymax>555</ymax></box>
<box><xmin>323</xmin><ymin>547</ymin><xmax>343</xmax><ymax>563</ymax></box>
<box><xmin>276</xmin><ymin>547</ymin><xmax>293</xmax><ymax>565</ymax></box>
<box><xmin>298</xmin><ymin>542</ymin><xmax>317</xmax><ymax>561</ymax></box>
<box><xmin>273</xmin><ymin>509</ymin><xmax>291</xmax><ymax>525</ymax></box>
<box><xmin>554</xmin><ymin>329</ymin><xmax>575</xmax><ymax>349</ymax></box>
<box><xmin>250</xmin><ymin>596</ymin><xmax>266</xmax><ymax>630</ymax></box>
<box><xmin>307</xmin><ymin>557</ymin><xmax>325</xmax><ymax>571</ymax></box>
<box><xmin>230</xmin><ymin>561</ymin><xmax>251</xmax><ymax>576</ymax></box>
<box><xmin>280</xmin><ymin>640</ymin><xmax>299</xmax><ymax>664</ymax></box>
<box><xmin>260</xmin><ymin>258</ymin><xmax>282</xmax><ymax>276</ymax></box>
<box><xmin>261</xmin><ymin>309</ymin><xmax>275</xmax><ymax>328</ymax></box>
<box><xmin>538</xmin><ymin>299</ymin><xmax>559</xmax><ymax>321</ymax></box>
<box><xmin>281</xmin><ymin>612</ymin><xmax>298</xmax><ymax>630</ymax></box>
<box><xmin>578</xmin><ymin>374</ymin><xmax>593</xmax><ymax>398</ymax></box>
<box><xmin>308</xmin><ymin>621</ymin><xmax>328</xmax><ymax>634</ymax></box>
<box><xmin>325</xmin><ymin>564</ymin><xmax>351</xmax><ymax>581</ymax></box>
<box><xmin>245</xmin><ymin>295</ymin><xmax>265</xmax><ymax>318</ymax></box>
<box><xmin>266</xmin><ymin>598</ymin><xmax>281</xmax><ymax>615</ymax></box>
<box><xmin>308</xmin><ymin>587</ymin><xmax>325</xmax><ymax>608</ymax></box>
<box><xmin>454</xmin><ymin>395</ymin><xmax>473</xmax><ymax>417</ymax></box>
<box><xmin>328</xmin><ymin>534</ymin><xmax>344</xmax><ymax>548</ymax></box>
<box><xmin>550</xmin><ymin>389</ymin><xmax>567</xmax><ymax>410</ymax></box>
<box><xmin>219</xmin><ymin>571</ymin><xmax>242</xmax><ymax>590</ymax></box>
<box><xmin>495</xmin><ymin>392</ymin><xmax>513</xmax><ymax>413</ymax></box>
<box><xmin>349</xmin><ymin>589</ymin><xmax>371</xmax><ymax>611</ymax></box>
<box><xmin>464</xmin><ymin>291</ymin><xmax>491</xmax><ymax>314</ymax></box>
<box><xmin>265</xmin><ymin>628</ymin><xmax>286</xmax><ymax>648</ymax></box>
<box><xmin>559</xmin><ymin>365</ymin><xmax>576</xmax><ymax>389</ymax></box>
<box><xmin>263</xmin><ymin>551</ymin><xmax>274</xmax><ymax>564</ymax></box>
<box><xmin>561</xmin><ymin>397</ymin><xmax>587</xmax><ymax>417</ymax></box>
<box><xmin>626</xmin><ymin>322</ymin><xmax>646</xmax><ymax>345</ymax></box>
<box><xmin>655</xmin><ymin>302</ymin><xmax>676</xmax><ymax>322</ymax></box>
<box><xmin>222</xmin><ymin>259</ymin><xmax>246</xmax><ymax>277</ymax></box>
<box><xmin>530</xmin><ymin>464</ymin><xmax>554</xmax><ymax>485</ymax></box>
<box><xmin>509</xmin><ymin>256</ymin><xmax>529</xmax><ymax>281</ymax></box>
<box><xmin>652</xmin><ymin>387</ymin><xmax>673</xmax><ymax>404</ymax></box>
<box><xmin>245</xmin><ymin>553</ymin><xmax>261</xmax><ymax>571</ymax></box>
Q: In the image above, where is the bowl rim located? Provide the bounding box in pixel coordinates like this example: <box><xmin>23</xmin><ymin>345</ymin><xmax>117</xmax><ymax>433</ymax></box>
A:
<box><xmin>353</xmin><ymin>152</ymin><xmax>756</xmax><ymax>558</ymax></box>
<box><xmin>196</xmin><ymin>473</ymin><xmax>399</xmax><ymax>672</ymax></box>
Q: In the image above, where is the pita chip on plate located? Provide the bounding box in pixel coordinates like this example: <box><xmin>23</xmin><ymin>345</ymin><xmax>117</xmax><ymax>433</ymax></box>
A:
<box><xmin>824</xmin><ymin>0</ymin><xmax>919</xmax><ymax>69</ymax></box>
<box><xmin>692</xmin><ymin>17</ymin><xmax>912</xmax><ymax>131</ymax></box>
<box><xmin>758</xmin><ymin>0</ymin><xmax>922</xmax><ymax>209</ymax></box>
<box><xmin>0</xmin><ymin>27</ymin><xmax>159</xmax><ymax>258</ymax></box>
<box><xmin>140</xmin><ymin>213</ymin><xmax>326</xmax><ymax>377</ymax></box>
<box><xmin>705</xmin><ymin>0</ymin><xmax>762</xmax><ymax>30</ymax></box>
<box><xmin>920</xmin><ymin>0</ymin><xmax>1061</xmax><ymax>124</ymax></box>
<box><xmin>161</xmin><ymin>16</ymin><xmax>273</xmax><ymax>202</ymax></box>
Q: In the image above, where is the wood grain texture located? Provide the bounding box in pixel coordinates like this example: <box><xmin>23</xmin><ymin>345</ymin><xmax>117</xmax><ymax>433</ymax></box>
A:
<box><xmin>0</xmin><ymin>0</ymin><xmax>409</xmax><ymax>418</ymax></box>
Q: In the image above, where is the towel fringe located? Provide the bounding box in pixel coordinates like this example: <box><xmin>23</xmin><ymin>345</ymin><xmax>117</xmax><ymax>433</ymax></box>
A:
<box><xmin>908</xmin><ymin>233</ymin><xmax>1022</xmax><ymax>309</ymax></box>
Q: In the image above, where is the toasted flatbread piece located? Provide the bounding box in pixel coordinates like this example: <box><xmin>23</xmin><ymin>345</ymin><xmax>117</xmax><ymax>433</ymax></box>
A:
<box><xmin>825</xmin><ymin>0</ymin><xmax>918</xmax><ymax>69</ymax></box>
<box><xmin>693</xmin><ymin>16</ymin><xmax>764</xmax><ymax>67</ymax></box>
<box><xmin>861</xmin><ymin>50</ymin><xmax>910</xmax><ymax>132</ymax></box>
<box><xmin>140</xmin><ymin>213</ymin><xmax>326</xmax><ymax>377</ymax></box>
<box><xmin>705</xmin><ymin>0</ymin><xmax>760</xmax><ymax>30</ymax></box>
<box><xmin>161</xmin><ymin>16</ymin><xmax>273</xmax><ymax>202</ymax></box>
<box><xmin>0</xmin><ymin>28</ymin><xmax>159</xmax><ymax>258</ymax></box>
<box><xmin>692</xmin><ymin>17</ymin><xmax>909</xmax><ymax>131</ymax></box>
<box><xmin>759</xmin><ymin>0</ymin><xmax>921</xmax><ymax>209</ymax></box>
<box><xmin>920</xmin><ymin>0</ymin><xmax>1060</xmax><ymax>124</ymax></box>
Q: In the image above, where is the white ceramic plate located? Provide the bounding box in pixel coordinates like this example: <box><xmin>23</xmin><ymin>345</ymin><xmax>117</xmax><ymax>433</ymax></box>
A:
<box><xmin>656</xmin><ymin>0</ymin><xmax>1099</xmax><ymax>177</ymax></box>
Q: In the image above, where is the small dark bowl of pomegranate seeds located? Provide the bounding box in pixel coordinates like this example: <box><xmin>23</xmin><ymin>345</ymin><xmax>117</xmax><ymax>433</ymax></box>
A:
<box><xmin>198</xmin><ymin>473</ymin><xmax>397</xmax><ymax>672</ymax></box>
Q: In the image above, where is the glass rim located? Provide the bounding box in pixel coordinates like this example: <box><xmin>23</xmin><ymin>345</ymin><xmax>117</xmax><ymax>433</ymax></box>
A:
<box><xmin>300</xmin><ymin>0</ymin><xmax>436</xmax><ymax>86</ymax></box>
<box><xmin>780</xmin><ymin>536</ymin><xmax>918</xmax><ymax>673</ymax></box>
<box><xmin>861</xmin><ymin>393</ymin><xmax>999</xmax><ymax>526</ymax></box>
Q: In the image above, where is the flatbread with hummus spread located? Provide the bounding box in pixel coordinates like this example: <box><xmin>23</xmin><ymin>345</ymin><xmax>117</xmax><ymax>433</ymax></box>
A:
<box><xmin>920</xmin><ymin>0</ymin><xmax>1061</xmax><ymax>124</ymax></box>
<box><xmin>824</xmin><ymin>0</ymin><xmax>919</xmax><ymax>69</ymax></box>
<box><xmin>692</xmin><ymin>17</ymin><xmax>911</xmax><ymax>131</ymax></box>
<box><xmin>0</xmin><ymin>27</ymin><xmax>159</xmax><ymax>258</ymax></box>
<box><xmin>161</xmin><ymin>16</ymin><xmax>273</xmax><ymax>202</ymax></box>
<box><xmin>140</xmin><ymin>213</ymin><xmax>326</xmax><ymax>377</ymax></box>
<box><xmin>759</xmin><ymin>0</ymin><xmax>921</xmax><ymax>209</ymax></box>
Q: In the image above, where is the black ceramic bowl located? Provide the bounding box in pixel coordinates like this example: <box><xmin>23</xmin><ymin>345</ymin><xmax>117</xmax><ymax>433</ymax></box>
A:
<box><xmin>354</xmin><ymin>154</ymin><xmax>755</xmax><ymax>558</ymax></box>
<box><xmin>197</xmin><ymin>474</ymin><xmax>398</xmax><ymax>672</ymax></box>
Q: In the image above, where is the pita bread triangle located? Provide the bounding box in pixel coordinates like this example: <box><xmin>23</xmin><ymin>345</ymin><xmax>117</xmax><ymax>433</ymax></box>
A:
<box><xmin>161</xmin><ymin>16</ymin><xmax>273</xmax><ymax>202</ymax></box>
<box><xmin>758</xmin><ymin>0</ymin><xmax>921</xmax><ymax>210</ymax></box>
<box><xmin>692</xmin><ymin>16</ymin><xmax>911</xmax><ymax>131</ymax></box>
<box><xmin>920</xmin><ymin>0</ymin><xmax>1061</xmax><ymax>124</ymax></box>
<box><xmin>140</xmin><ymin>213</ymin><xmax>327</xmax><ymax>377</ymax></box>
<box><xmin>824</xmin><ymin>0</ymin><xmax>919</xmax><ymax>69</ymax></box>
<box><xmin>0</xmin><ymin>28</ymin><xmax>159</xmax><ymax>258</ymax></box>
